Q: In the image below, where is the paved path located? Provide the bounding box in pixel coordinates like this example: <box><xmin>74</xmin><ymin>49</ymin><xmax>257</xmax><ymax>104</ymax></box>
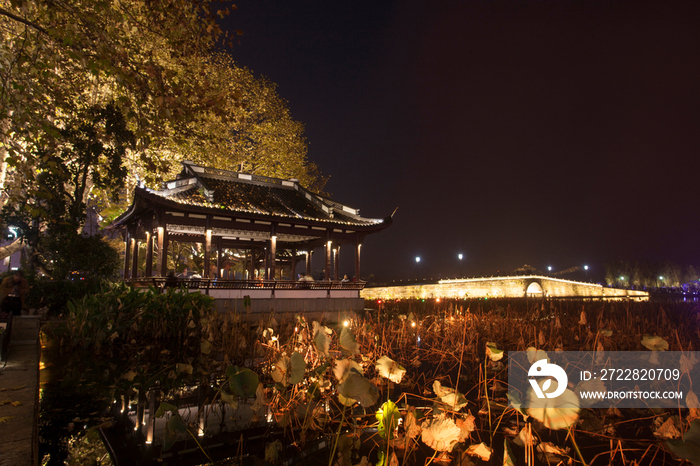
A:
<box><xmin>0</xmin><ymin>317</ymin><xmax>40</xmax><ymax>466</ymax></box>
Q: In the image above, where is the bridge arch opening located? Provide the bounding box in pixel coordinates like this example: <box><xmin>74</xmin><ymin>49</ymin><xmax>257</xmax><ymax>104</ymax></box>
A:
<box><xmin>526</xmin><ymin>281</ymin><xmax>543</xmax><ymax>296</ymax></box>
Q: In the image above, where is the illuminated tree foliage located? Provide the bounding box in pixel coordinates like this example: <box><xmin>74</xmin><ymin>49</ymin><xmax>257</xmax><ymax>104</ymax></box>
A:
<box><xmin>0</xmin><ymin>0</ymin><xmax>326</xmax><ymax>264</ymax></box>
<box><xmin>174</xmin><ymin>54</ymin><xmax>328</xmax><ymax>194</ymax></box>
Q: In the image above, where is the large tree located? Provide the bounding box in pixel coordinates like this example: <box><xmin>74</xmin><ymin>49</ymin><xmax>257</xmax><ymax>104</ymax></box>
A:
<box><xmin>172</xmin><ymin>54</ymin><xmax>328</xmax><ymax>193</ymax></box>
<box><xmin>0</xmin><ymin>0</ymin><xmax>326</xmax><ymax>264</ymax></box>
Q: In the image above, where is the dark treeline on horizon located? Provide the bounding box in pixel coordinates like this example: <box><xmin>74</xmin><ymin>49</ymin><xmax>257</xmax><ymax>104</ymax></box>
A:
<box><xmin>604</xmin><ymin>260</ymin><xmax>699</xmax><ymax>290</ymax></box>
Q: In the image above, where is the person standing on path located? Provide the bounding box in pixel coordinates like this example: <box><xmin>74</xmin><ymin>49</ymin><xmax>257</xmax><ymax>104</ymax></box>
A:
<box><xmin>0</xmin><ymin>270</ymin><xmax>30</xmax><ymax>317</ymax></box>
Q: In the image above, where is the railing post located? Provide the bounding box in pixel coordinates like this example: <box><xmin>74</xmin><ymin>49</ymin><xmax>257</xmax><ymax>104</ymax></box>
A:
<box><xmin>136</xmin><ymin>388</ymin><xmax>146</xmax><ymax>438</ymax></box>
<box><xmin>146</xmin><ymin>386</ymin><xmax>159</xmax><ymax>445</ymax></box>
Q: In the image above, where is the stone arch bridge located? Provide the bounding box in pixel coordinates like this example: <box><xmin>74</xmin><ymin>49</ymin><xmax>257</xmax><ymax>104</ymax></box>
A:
<box><xmin>361</xmin><ymin>275</ymin><xmax>648</xmax><ymax>300</ymax></box>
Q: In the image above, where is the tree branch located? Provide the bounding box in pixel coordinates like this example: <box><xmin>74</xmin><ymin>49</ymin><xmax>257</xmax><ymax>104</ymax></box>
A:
<box><xmin>0</xmin><ymin>237</ymin><xmax>25</xmax><ymax>261</ymax></box>
<box><xmin>0</xmin><ymin>7</ymin><xmax>49</xmax><ymax>35</ymax></box>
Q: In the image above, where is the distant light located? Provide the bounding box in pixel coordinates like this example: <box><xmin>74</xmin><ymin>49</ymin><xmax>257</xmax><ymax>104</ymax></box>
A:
<box><xmin>548</xmin><ymin>266</ymin><xmax>552</xmax><ymax>271</ymax></box>
<box><xmin>415</xmin><ymin>256</ymin><xmax>421</xmax><ymax>263</ymax></box>
<box><xmin>458</xmin><ymin>253</ymin><xmax>463</xmax><ymax>260</ymax></box>
<box><xmin>659</xmin><ymin>276</ymin><xmax>664</xmax><ymax>280</ymax></box>
<box><xmin>343</xmin><ymin>320</ymin><xmax>349</xmax><ymax>327</ymax></box>
<box><xmin>584</xmin><ymin>265</ymin><xmax>589</xmax><ymax>270</ymax></box>
<box><xmin>620</xmin><ymin>276</ymin><xmax>625</xmax><ymax>280</ymax></box>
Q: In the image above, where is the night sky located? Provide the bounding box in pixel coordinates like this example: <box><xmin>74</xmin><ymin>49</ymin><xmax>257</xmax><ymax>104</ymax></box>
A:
<box><xmin>221</xmin><ymin>0</ymin><xmax>700</xmax><ymax>283</ymax></box>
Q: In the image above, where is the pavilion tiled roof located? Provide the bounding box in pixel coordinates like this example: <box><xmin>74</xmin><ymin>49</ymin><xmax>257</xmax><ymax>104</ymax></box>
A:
<box><xmin>137</xmin><ymin>162</ymin><xmax>387</xmax><ymax>228</ymax></box>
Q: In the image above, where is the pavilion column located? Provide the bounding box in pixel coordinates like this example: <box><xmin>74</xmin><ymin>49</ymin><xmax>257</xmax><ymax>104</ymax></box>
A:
<box><xmin>123</xmin><ymin>230</ymin><xmax>132</xmax><ymax>279</ymax></box>
<box><xmin>216</xmin><ymin>237</ymin><xmax>223</xmax><ymax>278</ymax></box>
<box><xmin>291</xmin><ymin>248</ymin><xmax>297</xmax><ymax>281</ymax></box>
<box><xmin>157</xmin><ymin>226</ymin><xmax>168</xmax><ymax>277</ymax></box>
<box><xmin>325</xmin><ymin>231</ymin><xmax>332</xmax><ymax>281</ymax></box>
<box><xmin>263</xmin><ymin>247</ymin><xmax>268</xmax><ymax>279</ymax></box>
<box><xmin>203</xmin><ymin>228</ymin><xmax>212</xmax><ymax>278</ymax></box>
<box><xmin>306</xmin><ymin>250</ymin><xmax>313</xmax><ymax>276</ymax></box>
<box><xmin>269</xmin><ymin>224</ymin><xmax>277</xmax><ymax>280</ymax></box>
<box><xmin>145</xmin><ymin>231</ymin><xmax>154</xmax><ymax>277</ymax></box>
<box><xmin>130</xmin><ymin>237</ymin><xmax>139</xmax><ymax>278</ymax></box>
<box><xmin>333</xmin><ymin>245</ymin><xmax>340</xmax><ymax>281</ymax></box>
<box><xmin>249</xmin><ymin>246</ymin><xmax>256</xmax><ymax>279</ymax></box>
<box><xmin>355</xmin><ymin>236</ymin><xmax>362</xmax><ymax>281</ymax></box>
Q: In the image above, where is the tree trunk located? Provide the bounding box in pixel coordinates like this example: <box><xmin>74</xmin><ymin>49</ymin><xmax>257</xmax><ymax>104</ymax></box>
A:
<box><xmin>0</xmin><ymin>237</ymin><xmax>25</xmax><ymax>261</ymax></box>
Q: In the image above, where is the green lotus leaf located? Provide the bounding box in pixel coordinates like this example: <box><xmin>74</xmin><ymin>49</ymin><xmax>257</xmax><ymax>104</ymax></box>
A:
<box><xmin>642</xmin><ymin>335</ymin><xmax>669</xmax><ymax>351</ymax></box>
<box><xmin>337</xmin><ymin>392</ymin><xmax>357</xmax><ymax>407</ymax></box>
<box><xmin>338</xmin><ymin>371</ymin><xmax>378</xmax><ymax>407</ymax></box>
<box><xmin>507</xmin><ymin>392</ymin><xmax>526</xmax><ymax>417</ymax></box>
<box><xmin>432</xmin><ymin>380</ymin><xmax>467</xmax><ymax>411</ymax></box>
<box><xmin>175</xmin><ymin>363</ymin><xmax>193</xmax><ymax>375</ymax></box>
<box><xmin>339</xmin><ymin>327</ymin><xmax>360</xmax><ymax>355</ymax></box>
<box><xmin>307</xmin><ymin>382</ymin><xmax>321</xmax><ymax>401</ymax></box>
<box><xmin>504</xmin><ymin>438</ymin><xmax>516</xmax><ymax>466</ymax></box>
<box><xmin>229</xmin><ymin>367</ymin><xmax>260</xmax><ymax>398</ymax></box>
<box><xmin>525</xmin><ymin>347</ymin><xmax>548</xmax><ymax>364</ymax></box>
<box><xmin>486</xmin><ymin>342</ymin><xmax>504</xmax><ymax>361</ymax></box>
<box><xmin>163</xmin><ymin>422</ymin><xmax>177</xmax><ymax>451</ymax></box>
<box><xmin>271</xmin><ymin>356</ymin><xmax>290</xmax><ymax>384</ymax></box>
<box><xmin>220</xmin><ymin>390</ymin><xmax>238</xmax><ymax>409</ymax></box>
<box><xmin>668</xmin><ymin>419</ymin><xmax>700</xmax><ymax>465</ymax></box>
<box><xmin>265</xmin><ymin>439</ymin><xmax>283</xmax><ymax>464</ymax></box>
<box><xmin>167</xmin><ymin>413</ymin><xmax>187</xmax><ymax>433</ymax></box>
<box><xmin>314</xmin><ymin>329</ymin><xmax>330</xmax><ymax>358</ymax></box>
<box><xmin>376</xmin><ymin>400</ymin><xmax>401</xmax><ymax>439</ymax></box>
<box><xmin>290</xmin><ymin>351</ymin><xmax>306</xmax><ymax>384</ymax></box>
<box><xmin>201</xmin><ymin>339</ymin><xmax>212</xmax><ymax>354</ymax></box>
<box><xmin>527</xmin><ymin>380</ymin><xmax>580</xmax><ymax>430</ymax></box>
<box><xmin>376</xmin><ymin>356</ymin><xmax>406</xmax><ymax>384</ymax></box>
<box><xmin>155</xmin><ymin>402</ymin><xmax>178</xmax><ymax>418</ymax></box>
<box><xmin>334</xmin><ymin>358</ymin><xmax>364</xmax><ymax>383</ymax></box>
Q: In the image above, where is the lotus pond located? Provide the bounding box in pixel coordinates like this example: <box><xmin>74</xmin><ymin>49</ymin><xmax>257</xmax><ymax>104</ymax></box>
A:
<box><xmin>38</xmin><ymin>287</ymin><xmax>700</xmax><ymax>466</ymax></box>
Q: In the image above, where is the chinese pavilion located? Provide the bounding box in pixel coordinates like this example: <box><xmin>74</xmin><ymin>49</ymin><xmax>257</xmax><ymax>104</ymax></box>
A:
<box><xmin>110</xmin><ymin>161</ymin><xmax>392</xmax><ymax>289</ymax></box>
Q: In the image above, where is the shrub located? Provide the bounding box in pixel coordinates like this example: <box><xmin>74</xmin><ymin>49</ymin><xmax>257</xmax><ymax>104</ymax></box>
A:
<box><xmin>38</xmin><ymin>232</ymin><xmax>121</xmax><ymax>280</ymax></box>
<box><xmin>47</xmin><ymin>284</ymin><xmax>216</xmax><ymax>393</ymax></box>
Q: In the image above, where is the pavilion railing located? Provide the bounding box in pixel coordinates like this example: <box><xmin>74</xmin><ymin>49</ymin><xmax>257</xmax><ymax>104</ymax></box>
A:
<box><xmin>123</xmin><ymin>277</ymin><xmax>367</xmax><ymax>291</ymax></box>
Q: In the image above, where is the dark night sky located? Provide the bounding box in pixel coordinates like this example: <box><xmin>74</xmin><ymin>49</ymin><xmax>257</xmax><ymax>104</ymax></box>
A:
<box><xmin>221</xmin><ymin>0</ymin><xmax>700</xmax><ymax>283</ymax></box>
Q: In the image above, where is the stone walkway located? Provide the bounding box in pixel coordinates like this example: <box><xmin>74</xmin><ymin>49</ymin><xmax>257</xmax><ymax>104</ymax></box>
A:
<box><xmin>0</xmin><ymin>317</ymin><xmax>41</xmax><ymax>466</ymax></box>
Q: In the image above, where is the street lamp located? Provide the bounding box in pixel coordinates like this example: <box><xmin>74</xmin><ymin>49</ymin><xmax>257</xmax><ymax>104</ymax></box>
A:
<box><xmin>415</xmin><ymin>256</ymin><xmax>421</xmax><ymax>263</ymax></box>
<box><xmin>547</xmin><ymin>266</ymin><xmax>553</xmax><ymax>272</ymax></box>
<box><xmin>584</xmin><ymin>265</ymin><xmax>589</xmax><ymax>279</ymax></box>
<box><xmin>457</xmin><ymin>253</ymin><xmax>463</xmax><ymax>278</ymax></box>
